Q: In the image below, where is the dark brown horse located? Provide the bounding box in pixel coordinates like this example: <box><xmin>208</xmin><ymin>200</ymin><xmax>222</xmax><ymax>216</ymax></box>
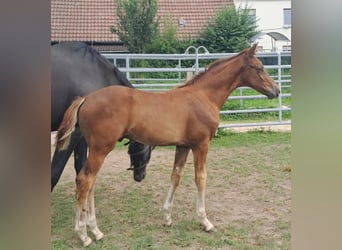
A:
<box><xmin>56</xmin><ymin>44</ymin><xmax>279</xmax><ymax>247</ymax></box>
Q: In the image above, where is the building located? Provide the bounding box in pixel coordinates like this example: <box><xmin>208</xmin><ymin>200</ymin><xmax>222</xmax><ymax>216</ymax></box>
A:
<box><xmin>233</xmin><ymin>0</ymin><xmax>291</xmax><ymax>52</ymax></box>
<box><xmin>51</xmin><ymin>0</ymin><xmax>234</xmax><ymax>52</ymax></box>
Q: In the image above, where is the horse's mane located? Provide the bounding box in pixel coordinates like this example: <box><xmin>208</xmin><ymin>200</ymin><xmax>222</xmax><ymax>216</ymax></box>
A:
<box><xmin>54</xmin><ymin>42</ymin><xmax>132</xmax><ymax>87</ymax></box>
<box><xmin>178</xmin><ymin>48</ymin><xmax>248</xmax><ymax>88</ymax></box>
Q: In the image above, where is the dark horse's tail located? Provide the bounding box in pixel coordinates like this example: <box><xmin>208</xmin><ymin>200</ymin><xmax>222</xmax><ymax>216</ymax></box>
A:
<box><xmin>56</xmin><ymin>97</ymin><xmax>85</xmax><ymax>151</ymax></box>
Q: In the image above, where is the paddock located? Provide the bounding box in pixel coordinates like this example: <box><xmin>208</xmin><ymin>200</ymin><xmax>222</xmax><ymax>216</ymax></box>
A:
<box><xmin>51</xmin><ymin>131</ymin><xmax>291</xmax><ymax>249</ymax></box>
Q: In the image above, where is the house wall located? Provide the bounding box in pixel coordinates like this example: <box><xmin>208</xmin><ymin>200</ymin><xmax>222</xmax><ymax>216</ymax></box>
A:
<box><xmin>233</xmin><ymin>0</ymin><xmax>291</xmax><ymax>52</ymax></box>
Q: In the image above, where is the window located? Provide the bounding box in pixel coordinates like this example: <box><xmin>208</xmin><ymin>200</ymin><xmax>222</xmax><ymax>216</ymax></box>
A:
<box><xmin>282</xmin><ymin>45</ymin><xmax>291</xmax><ymax>52</ymax></box>
<box><xmin>283</xmin><ymin>8</ymin><xmax>291</xmax><ymax>26</ymax></box>
<box><xmin>248</xmin><ymin>9</ymin><xmax>256</xmax><ymax>22</ymax></box>
<box><xmin>256</xmin><ymin>45</ymin><xmax>264</xmax><ymax>52</ymax></box>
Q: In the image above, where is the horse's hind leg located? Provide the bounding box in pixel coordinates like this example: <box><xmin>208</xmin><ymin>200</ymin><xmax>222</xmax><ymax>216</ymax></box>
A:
<box><xmin>192</xmin><ymin>143</ymin><xmax>214</xmax><ymax>231</ymax></box>
<box><xmin>74</xmin><ymin>150</ymin><xmax>106</xmax><ymax>247</ymax></box>
<box><xmin>163</xmin><ymin>146</ymin><xmax>190</xmax><ymax>226</ymax></box>
<box><xmin>87</xmin><ymin>181</ymin><xmax>104</xmax><ymax>241</ymax></box>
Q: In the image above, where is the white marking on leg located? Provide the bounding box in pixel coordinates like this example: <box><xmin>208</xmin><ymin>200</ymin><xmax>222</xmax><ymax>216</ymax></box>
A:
<box><xmin>196</xmin><ymin>190</ymin><xmax>214</xmax><ymax>231</ymax></box>
<box><xmin>192</xmin><ymin>144</ymin><xmax>214</xmax><ymax>232</ymax></box>
<box><xmin>75</xmin><ymin>204</ymin><xmax>92</xmax><ymax>247</ymax></box>
<box><xmin>87</xmin><ymin>187</ymin><xmax>104</xmax><ymax>241</ymax></box>
<box><xmin>163</xmin><ymin>186</ymin><xmax>174</xmax><ymax>226</ymax></box>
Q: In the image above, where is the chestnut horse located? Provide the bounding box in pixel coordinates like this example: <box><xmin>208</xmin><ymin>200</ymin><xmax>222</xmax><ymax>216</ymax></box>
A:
<box><xmin>56</xmin><ymin>44</ymin><xmax>279</xmax><ymax>247</ymax></box>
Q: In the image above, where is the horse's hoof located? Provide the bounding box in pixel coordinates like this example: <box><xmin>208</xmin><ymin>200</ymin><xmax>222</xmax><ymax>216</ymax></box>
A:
<box><xmin>82</xmin><ymin>236</ymin><xmax>92</xmax><ymax>247</ymax></box>
<box><xmin>165</xmin><ymin>221</ymin><xmax>172</xmax><ymax>226</ymax></box>
<box><xmin>95</xmin><ymin>231</ymin><xmax>104</xmax><ymax>241</ymax></box>
<box><xmin>206</xmin><ymin>225</ymin><xmax>216</xmax><ymax>232</ymax></box>
<box><xmin>164</xmin><ymin>213</ymin><xmax>172</xmax><ymax>226</ymax></box>
<box><xmin>164</xmin><ymin>219</ymin><xmax>172</xmax><ymax>226</ymax></box>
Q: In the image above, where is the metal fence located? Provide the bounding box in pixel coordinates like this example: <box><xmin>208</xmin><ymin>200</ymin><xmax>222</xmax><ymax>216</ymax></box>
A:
<box><xmin>102</xmin><ymin>49</ymin><xmax>291</xmax><ymax>129</ymax></box>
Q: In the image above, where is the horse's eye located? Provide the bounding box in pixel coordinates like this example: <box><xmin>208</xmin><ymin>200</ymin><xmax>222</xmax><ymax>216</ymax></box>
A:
<box><xmin>256</xmin><ymin>66</ymin><xmax>264</xmax><ymax>72</ymax></box>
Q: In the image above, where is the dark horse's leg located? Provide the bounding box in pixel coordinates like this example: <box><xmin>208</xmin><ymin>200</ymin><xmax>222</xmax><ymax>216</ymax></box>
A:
<box><xmin>51</xmin><ymin>129</ymin><xmax>83</xmax><ymax>191</ymax></box>
<box><xmin>74</xmin><ymin>135</ymin><xmax>87</xmax><ymax>175</ymax></box>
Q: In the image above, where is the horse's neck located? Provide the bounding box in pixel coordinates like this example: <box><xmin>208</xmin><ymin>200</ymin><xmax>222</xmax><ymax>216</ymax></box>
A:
<box><xmin>195</xmin><ymin>57</ymin><xmax>243</xmax><ymax>109</ymax></box>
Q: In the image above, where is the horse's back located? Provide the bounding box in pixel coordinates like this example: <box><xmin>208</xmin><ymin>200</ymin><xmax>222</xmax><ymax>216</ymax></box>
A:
<box><xmin>51</xmin><ymin>42</ymin><xmax>115</xmax><ymax>97</ymax></box>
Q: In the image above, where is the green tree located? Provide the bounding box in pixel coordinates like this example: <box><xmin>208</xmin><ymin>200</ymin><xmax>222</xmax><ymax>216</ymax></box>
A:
<box><xmin>146</xmin><ymin>17</ymin><xmax>194</xmax><ymax>54</ymax></box>
<box><xmin>146</xmin><ymin>18</ymin><xmax>178</xmax><ymax>54</ymax></box>
<box><xmin>111</xmin><ymin>0</ymin><xmax>159</xmax><ymax>53</ymax></box>
<box><xmin>198</xmin><ymin>6</ymin><xmax>258</xmax><ymax>53</ymax></box>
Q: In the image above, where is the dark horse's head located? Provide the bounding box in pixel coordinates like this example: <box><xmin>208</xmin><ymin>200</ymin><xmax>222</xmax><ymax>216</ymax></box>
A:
<box><xmin>127</xmin><ymin>141</ymin><xmax>154</xmax><ymax>182</ymax></box>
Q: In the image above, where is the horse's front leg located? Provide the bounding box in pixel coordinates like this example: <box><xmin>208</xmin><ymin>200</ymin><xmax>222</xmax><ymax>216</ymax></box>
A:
<box><xmin>163</xmin><ymin>146</ymin><xmax>190</xmax><ymax>226</ymax></box>
<box><xmin>193</xmin><ymin>143</ymin><xmax>214</xmax><ymax>231</ymax></box>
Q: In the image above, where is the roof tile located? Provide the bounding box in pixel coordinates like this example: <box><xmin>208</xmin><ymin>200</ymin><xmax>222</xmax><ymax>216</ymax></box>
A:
<box><xmin>51</xmin><ymin>0</ymin><xmax>233</xmax><ymax>43</ymax></box>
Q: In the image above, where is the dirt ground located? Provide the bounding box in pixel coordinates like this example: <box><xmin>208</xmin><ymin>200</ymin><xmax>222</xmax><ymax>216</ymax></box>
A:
<box><xmin>226</xmin><ymin>124</ymin><xmax>291</xmax><ymax>133</ymax></box>
<box><xmin>51</xmin><ymin>126</ymin><xmax>291</xmax><ymax>248</ymax></box>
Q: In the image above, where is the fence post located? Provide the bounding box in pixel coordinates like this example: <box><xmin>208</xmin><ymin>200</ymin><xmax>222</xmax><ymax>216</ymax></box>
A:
<box><xmin>178</xmin><ymin>58</ymin><xmax>182</xmax><ymax>83</ymax></box>
<box><xmin>184</xmin><ymin>46</ymin><xmax>209</xmax><ymax>73</ymax></box>
<box><xmin>125</xmin><ymin>56</ymin><xmax>130</xmax><ymax>81</ymax></box>
<box><xmin>277</xmin><ymin>51</ymin><xmax>283</xmax><ymax>123</ymax></box>
<box><xmin>195</xmin><ymin>46</ymin><xmax>209</xmax><ymax>73</ymax></box>
<box><xmin>239</xmin><ymin>88</ymin><xmax>243</xmax><ymax>107</ymax></box>
<box><xmin>184</xmin><ymin>46</ymin><xmax>197</xmax><ymax>74</ymax></box>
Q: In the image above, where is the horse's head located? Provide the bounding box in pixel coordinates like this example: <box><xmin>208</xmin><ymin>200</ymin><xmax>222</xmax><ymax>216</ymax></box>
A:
<box><xmin>127</xmin><ymin>142</ymin><xmax>153</xmax><ymax>182</ymax></box>
<box><xmin>240</xmin><ymin>43</ymin><xmax>280</xmax><ymax>99</ymax></box>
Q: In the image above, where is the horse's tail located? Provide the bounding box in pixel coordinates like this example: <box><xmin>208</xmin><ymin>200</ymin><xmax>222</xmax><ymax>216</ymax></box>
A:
<box><xmin>55</xmin><ymin>97</ymin><xmax>85</xmax><ymax>151</ymax></box>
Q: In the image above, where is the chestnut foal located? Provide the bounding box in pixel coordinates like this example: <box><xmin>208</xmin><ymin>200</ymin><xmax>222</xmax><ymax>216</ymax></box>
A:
<box><xmin>56</xmin><ymin>44</ymin><xmax>279</xmax><ymax>247</ymax></box>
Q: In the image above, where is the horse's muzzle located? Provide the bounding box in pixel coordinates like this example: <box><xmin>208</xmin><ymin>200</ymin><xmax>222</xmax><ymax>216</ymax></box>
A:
<box><xmin>127</xmin><ymin>164</ymin><xmax>146</xmax><ymax>182</ymax></box>
<box><xmin>134</xmin><ymin>172</ymin><xmax>145</xmax><ymax>182</ymax></box>
<box><xmin>267</xmin><ymin>86</ymin><xmax>280</xmax><ymax>99</ymax></box>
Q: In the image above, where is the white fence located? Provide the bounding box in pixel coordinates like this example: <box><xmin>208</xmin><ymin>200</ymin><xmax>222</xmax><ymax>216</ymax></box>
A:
<box><xmin>102</xmin><ymin>49</ymin><xmax>291</xmax><ymax>129</ymax></box>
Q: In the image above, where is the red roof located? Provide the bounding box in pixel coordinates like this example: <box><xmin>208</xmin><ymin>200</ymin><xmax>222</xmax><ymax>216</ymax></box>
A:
<box><xmin>157</xmin><ymin>0</ymin><xmax>233</xmax><ymax>40</ymax></box>
<box><xmin>51</xmin><ymin>0</ymin><xmax>119</xmax><ymax>42</ymax></box>
<box><xmin>51</xmin><ymin>0</ymin><xmax>233</xmax><ymax>43</ymax></box>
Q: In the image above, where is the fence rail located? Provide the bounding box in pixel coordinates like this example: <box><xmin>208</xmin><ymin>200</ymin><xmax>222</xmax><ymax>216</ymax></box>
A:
<box><xmin>102</xmin><ymin>50</ymin><xmax>291</xmax><ymax>129</ymax></box>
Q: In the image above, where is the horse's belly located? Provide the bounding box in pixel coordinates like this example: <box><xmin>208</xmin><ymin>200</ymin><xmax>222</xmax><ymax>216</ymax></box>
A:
<box><xmin>128</xmin><ymin>121</ymin><xmax>186</xmax><ymax>146</ymax></box>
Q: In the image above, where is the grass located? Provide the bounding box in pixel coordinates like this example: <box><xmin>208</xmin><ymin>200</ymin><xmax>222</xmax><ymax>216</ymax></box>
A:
<box><xmin>211</xmin><ymin>128</ymin><xmax>290</xmax><ymax>147</ymax></box>
<box><xmin>51</xmin><ymin>130</ymin><xmax>291</xmax><ymax>249</ymax></box>
<box><xmin>220</xmin><ymin>87</ymin><xmax>292</xmax><ymax>123</ymax></box>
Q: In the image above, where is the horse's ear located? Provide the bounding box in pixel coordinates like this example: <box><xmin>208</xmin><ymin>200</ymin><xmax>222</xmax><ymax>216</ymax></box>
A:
<box><xmin>248</xmin><ymin>43</ymin><xmax>258</xmax><ymax>57</ymax></box>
